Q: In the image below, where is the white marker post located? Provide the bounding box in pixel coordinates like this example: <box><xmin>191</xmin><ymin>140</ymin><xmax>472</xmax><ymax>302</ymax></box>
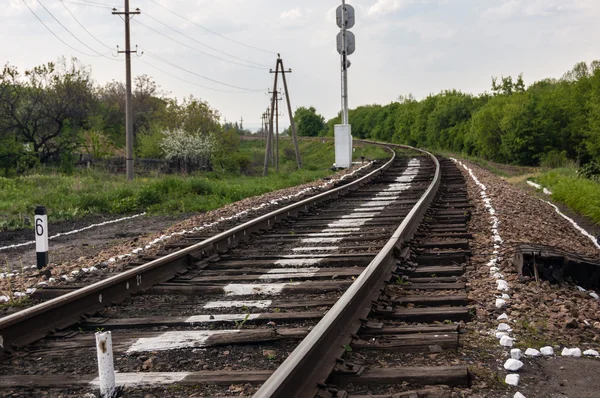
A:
<box><xmin>95</xmin><ymin>331</ymin><xmax>116</xmax><ymax>398</ymax></box>
<box><xmin>34</xmin><ymin>206</ymin><xmax>48</xmax><ymax>269</ymax></box>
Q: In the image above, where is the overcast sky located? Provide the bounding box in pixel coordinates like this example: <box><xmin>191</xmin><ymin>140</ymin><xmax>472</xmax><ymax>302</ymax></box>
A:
<box><xmin>3</xmin><ymin>0</ymin><xmax>600</xmax><ymax>130</ymax></box>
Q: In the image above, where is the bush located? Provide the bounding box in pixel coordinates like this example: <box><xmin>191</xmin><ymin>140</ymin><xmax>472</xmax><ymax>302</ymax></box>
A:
<box><xmin>540</xmin><ymin>150</ymin><xmax>569</xmax><ymax>169</ymax></box>
<box><xmin>579</xmin><ymin>161</ymin><xmax>600</xmax><ymax>181</ymax></box>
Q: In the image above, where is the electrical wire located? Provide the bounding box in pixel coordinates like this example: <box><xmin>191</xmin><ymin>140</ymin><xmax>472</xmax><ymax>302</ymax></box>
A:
<box><xmin>146</xmin><ymin>0</ymin><xmax>276</xmax><ymax>55</ymax></box>
<box><xmin>20</xmin><ymin>0</ymin><xmax>101</xmax><ymax>57</ymax></box>
<box><xmin>143</xmin><ymin>12</ymin><xmax>270</xmax><ymax>68</ymax></box>
<box><xmin>134</xmin><ymin>19</ymin><xmax>267</xmax><ymax>70</ymax></box>
<box><xmin>61</xmin><ymin>0</ymin><xmax>114</xmax><ymax>9</ymax></box>
<box><xmin>36</xmin><ymin>0</ymin><xmax>113</xmax><ymax>57</ymax></box>
<box><xmin>138</xmin><ymin>57</ymin><xmax>261</xmax><ymax>94</ymax></box>
<box><xmin>142</xmin><ymin>49</ymin><xmax>264</xmax><ymax>92</ymax></box>
<box><xmin>59</xmin><ymin>0</ymin><xmax>118</xmax><ymax>52</ymax></box>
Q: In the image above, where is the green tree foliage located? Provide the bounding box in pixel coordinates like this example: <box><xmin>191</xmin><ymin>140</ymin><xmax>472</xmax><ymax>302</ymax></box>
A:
<box><xmin>294</xmin><ymin>106</ymin><xmax>326</xmax><ymax>137</ymax></box>
<box><xmin>325</xmin><ymin>61</ymin><xmax>600</xmax><ymax>167</ymax></box>
<box><xmin>0</xmin><ymin>57</ymin><xmax>95</xmax><ymax>162</ymax></box>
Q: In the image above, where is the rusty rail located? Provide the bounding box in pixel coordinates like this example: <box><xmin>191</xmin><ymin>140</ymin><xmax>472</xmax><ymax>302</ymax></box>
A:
<box><xmin>254</xmin><ymin>144</ymin><xmax>441</xmax><ymax>398</ymax></box>
<box><xmin>0</xmin><ymin>145</ymin><xmax>396</xmax><ymax>354</ymax></box>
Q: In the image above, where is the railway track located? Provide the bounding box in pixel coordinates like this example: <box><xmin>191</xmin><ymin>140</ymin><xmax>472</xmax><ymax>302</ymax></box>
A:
<box><xmin>0</xmin><ymin>144</ymin><xmax>474</xmax><ymax>398</ymax></box>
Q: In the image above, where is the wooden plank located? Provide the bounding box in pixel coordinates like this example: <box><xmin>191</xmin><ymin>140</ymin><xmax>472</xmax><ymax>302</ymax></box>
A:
<box><xmin>418</xmin><ymin>240</ymin><xmax>469</xmax><ymax>249</ymax></box>
<box><xmin>401</xmin><ymin>282</ymin><xmax>466</xmax><ymax>290</ymax></box>
<box><xmin>414</xmin><ymin>254</ymin><xmax>467</xmax><ymax>266</ymax></box>
<box><xmin>173</xmin><ymin>268</ymin><xmax>362</xmax><ymax>283</ymax></box>
<box><xmin>391</xmin><ymin>293</ymin><xmax>469</xmax><ymax>307</ymax></box>
<box><xmin>351</xmin><ymin>333</ymin><xmax>458</xmax><ymax>352</ymax></box>
<box><xmin>0</xmin><ymin>370</ymin><xmax>273</xmax><ymax>389</ymax></box>
<box><xmin>399</xmin><ymin>265</ymin><xmax>465</xmax><ymax>277</ymax></box>
<box><xmin>29</xmin><ymin>328</ymin><xmax>310</xmax><ymax>352</ymax></box>
<box><xmin>330</xmin><ymin>366</ymin><xmax>469</xmax><ymax>387</ymax></box>
<box><xmin>81</xmin><ymin>311</ymin><xmax>324</xmax><ymax>329</ymax></box>
<box><xmin>361</xmin><ymin>324</ymin><xmax>459</xmax><ymax>335</ymax></box>
<box><xmin>149</xmin><ymin>280</ymin><xmax>353</xmax><ymax>296</ymax></box>
<box><xmin>375</xmin><ymin>307</ymin><xmax>470</xmax><ymax>322</ymax></box>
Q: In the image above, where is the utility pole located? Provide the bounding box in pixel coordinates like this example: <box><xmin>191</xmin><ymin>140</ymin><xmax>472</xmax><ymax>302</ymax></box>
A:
<box><xmin>269</xmin><ymin>89</ymin><xmax>282</xmax><ymax>172</ymax></box>
<box><xmin>240</xmin><ymin>117</ymin><xmax>244</xmax><ymax>130</ymax></box>
<box><xmin>113</xmin><ymin>1</ymin><xmax>140</xmax><ymax>181</ymax></box>
<box><xmin>264</xmin><ymin>55</ymin><xmax>302</xmax><ymax>175</ymax></box>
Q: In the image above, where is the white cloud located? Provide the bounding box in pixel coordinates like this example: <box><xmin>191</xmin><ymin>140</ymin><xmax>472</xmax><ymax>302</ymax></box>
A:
<box><xmin>281</xmin><ymin>8</ymin><xmax>303</xmax><ymax>21</ymax></box>
<box><xmin>483</xmin><ymin>0</ymin><xmax>593</xmax><ymax>19</ymax></box>
<box><xmin>368</xmin><ymin>0</ymin><xmax>446</xmax><ymax>17</ymax></box>
<box><xmin>368</xmin><ymin>0</ymin><xmax>407</xmax><ymax>16</ymax></box>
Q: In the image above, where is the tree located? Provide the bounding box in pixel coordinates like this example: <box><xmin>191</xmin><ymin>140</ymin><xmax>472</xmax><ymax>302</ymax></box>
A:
<box><xmin>294</xmin><ymin>106</ymin><xmax>326</xmax><ymax>137</ymax></box>
<box><xmin>0</xmin><ymin>57</ymin><xmax>95</xmax><ymax>163</ymax></box>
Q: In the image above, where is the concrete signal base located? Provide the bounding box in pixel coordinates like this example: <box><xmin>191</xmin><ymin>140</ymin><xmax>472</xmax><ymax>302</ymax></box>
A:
<box><xmin>334</xmin><ymin>124</ymin><xmax>353</xmax><ymax>168</ymax></box>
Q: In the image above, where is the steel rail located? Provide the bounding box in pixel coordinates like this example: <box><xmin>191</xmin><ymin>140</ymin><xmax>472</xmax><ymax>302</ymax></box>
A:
<box><xmin>254</xmin><ymin>144</ymin><xmax>441</xmax><ymax>398</ymax></box>
<box><xmin>0</xmin><ymin>146</ymin><xmax>396</xmax><ymax>354</ymax></box>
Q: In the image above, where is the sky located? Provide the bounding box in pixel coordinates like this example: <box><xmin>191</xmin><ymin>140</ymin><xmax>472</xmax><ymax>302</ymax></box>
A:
<box><xmin>3</xmin><ymin>0</ymin><xmax>600</xmax><ymax>131</ymax></box>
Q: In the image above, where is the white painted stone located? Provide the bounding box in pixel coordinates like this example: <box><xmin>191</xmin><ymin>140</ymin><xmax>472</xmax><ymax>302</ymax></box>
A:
<box><xmin>514</xmin><ymin>392</ymin><xmax>526</xmax><ymax>398</ymax></box>
<box><xmin>500</xmin><ymin>335</ymin><xmax>514</xmax><ymax>347</ymax></box>
<box><xmin>505</xmin><ymin>373</ymin><xmax>520</xmax><ymax>386</ymax></box>
<box><xmin>223</xmin><ymin>282</ymin><xmax>300</xmax><ymax>296</ymax></box>
<box><xmin>583</xmin><ymin>349</ymin><xmax>599</xmax><ymax>357</ymax></box>
<box><xmin>127</xmin><ymin>330</ymin><xmax>240</xmax><ymax>353</ymax></box>
<box><xmin>203</xmin><ymin>300</ymin><xmax>272</xmax><ymax>309</ymax></box>
<box><xmin>511</xmin><ymin>349</ymin><xmax>522</xmax><ymax>360</ymax></box>
<box><xmin>496</xmin><ymin>298</ymin><xmax>507</xmax><ymax>308</ymax></box>
<box><xmin>504</xmin><ymin>359</ymin><xmax>523</xmax><ymax>371</ymax></box>
<box><xmin>540</xmin><ymin>346</ymin><xmax>554</xmax><ymax>356</ymax></box>
<box><xmin>90</xmin><ymin>372</ymin><xmax>189</xmax><ymax>387</ymax></box>
<box><xmin>497</xmin><ymin>323</ymin><xmax>512</xmax><ymax>332</ymax></box>
<box><xmin>497</xmin><ymin>313</ymin><xmax>509</xmax><ymax>320</ymax></box>
<box><xmin>524</xmin><ymin>348</ymin><xmax>541</xmax><ymax>357</ymax></box>
<box><xmin>502</xmin><ymin>294</ymin><xmax>511</xmax><ymax>299</ymax></box>
<box><xmin>496</xmin><ymin>331</ymin><xmax>509</xmax><ymax>339</ymax></box>
<box><xmin>493</xmin><ymin>273</ymin><xmax>505</xmax><ymax>280</ymax></box>
<box><xmin>561</xmin><ymin>347</ymin><xmax>582</xmax><ymax>357</ymax></box>
<box><xmin>300</xmin><ymin>237</ymin><xmax>344</xmax><ymax>244</ymax></box>
<box><xmin>490</xmin><ymin>266</ymin><xmax>500</xmax><ymax>272</ymax></box>
<box><xmin>274</xmin><ymin>259</ymin><xmax>323</xmax><ymax>267</ymax></box>
<box><xmin>497</xmin><ymin>280</ymin><xmax>510</xmax><ymax>291</ymax></box>
<box><xmin>590</xmin><ymin>292</ymin><xmax>600</xmax><ymax>300</ymax></box>
<box><xmin>577</xmin><ymin>286</ymin><xmax>587</xmax><ymax>292</ymax></box>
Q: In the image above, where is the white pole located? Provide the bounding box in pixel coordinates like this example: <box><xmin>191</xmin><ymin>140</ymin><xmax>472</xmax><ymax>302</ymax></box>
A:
<box><xmin>95</xmin><ymin>331</ymin><xmax>116</xmax><ymax>398</ymax></box>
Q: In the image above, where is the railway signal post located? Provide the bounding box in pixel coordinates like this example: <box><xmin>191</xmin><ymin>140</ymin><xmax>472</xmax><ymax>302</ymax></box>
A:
<box><xmin>334</xmin><ymin>0</ymin><xmax>355</xmax><ymax>168</ymax></box>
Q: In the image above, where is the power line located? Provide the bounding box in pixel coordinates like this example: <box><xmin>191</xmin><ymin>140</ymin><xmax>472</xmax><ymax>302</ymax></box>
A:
<box><xmin>143</xmin><ymin>12</ymin><xmax>270</xmax><ymax>68</ymax></box>
<box><xmin>20</xmin><ymin>0</ymin><xmax>101</xmax><ymax>57</ymax></box>
<box><xmin>139</xmin><ymin>57</ymin><xmax>262</xmax><ymax>94</ymax></box>
<box><xmin>143</xmin><ymin>49</ymin><xmax>264</xmax><ymax>92</ymax></box>
<box><xmin>36</xmin><ymin>0</ymin><xmax>112</xmax><ymax>58</ymax></box>
<box><xmin>134</xmin><ymin>19</ymin><xmax>267</xmax><ymax>70</ymax></box>
<box><xmin>61</xmin><ymin>0</ymin><xmax>114</xmax><ymax>9</ymax></box>
<box><xmin>146</xmin><ymin>0</ymin><xmax>276</xmax><ymax>55</ymax></box>
<box><xmin>59</xmin><ymin>0</ymin><xmax>118</xmax><ymax>52</ymax></box>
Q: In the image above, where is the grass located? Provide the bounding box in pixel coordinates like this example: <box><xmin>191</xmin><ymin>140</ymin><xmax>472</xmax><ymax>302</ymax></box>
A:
<box><xmin>533</xmin><ymin>167</ymin><xmax>600</xmax><ymax>225</ymax></box>
<box><xmin>0</xmin><ymin>139</ymin><xmax>390</xmax><ymax>231</ymax></box>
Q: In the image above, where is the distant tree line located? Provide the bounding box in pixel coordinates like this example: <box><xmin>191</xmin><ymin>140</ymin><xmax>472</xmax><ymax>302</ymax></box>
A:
<box><xmin>0</xmin><ymin>57</ymin><xmax>250</xmax><ymax>176</ymax></box>
<box><xmin>322</xmin><ymin>61</ymin><xmax>600</xmax><ymax>167</ymax></box>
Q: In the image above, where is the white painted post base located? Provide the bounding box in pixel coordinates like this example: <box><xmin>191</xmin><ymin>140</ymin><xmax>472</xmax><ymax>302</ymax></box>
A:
<box><xmin>96</xmin><ymin>331</ymin><xmax>116</xmax><ymax>398</ymax></box>
<box><xmin>334</xmin><ymin>124</ymin><xmax>352</xmax><ymax>168</ymax></box>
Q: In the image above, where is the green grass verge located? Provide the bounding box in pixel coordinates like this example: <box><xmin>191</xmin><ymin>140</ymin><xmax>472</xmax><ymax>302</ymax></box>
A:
<box><xmin>534</xmin><ymin>168</ymin><xmax>600</xmax><ymax>225</ymax></box>
<box><xmin>0</xmin><ymin>139</ymin><xmax>390</xmax><ymax>231</ymax></box>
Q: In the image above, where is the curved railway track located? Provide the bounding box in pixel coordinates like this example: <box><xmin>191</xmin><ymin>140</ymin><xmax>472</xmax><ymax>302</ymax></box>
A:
<box><xmin>0</xmin><ymin>144</ymin><xmax>474</xmax><ymax>398</ymax></box>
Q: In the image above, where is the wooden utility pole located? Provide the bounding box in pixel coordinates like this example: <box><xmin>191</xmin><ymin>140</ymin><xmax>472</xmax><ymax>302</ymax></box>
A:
<box><xmin>264</xmin><ymin>55</ymin><xmax>302</xmax><ymax>175</ymax></box>
<box><xmin>113</xmin><ymin>1</ymin><xmax>140</xmax><ymax>181</ymax></box>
